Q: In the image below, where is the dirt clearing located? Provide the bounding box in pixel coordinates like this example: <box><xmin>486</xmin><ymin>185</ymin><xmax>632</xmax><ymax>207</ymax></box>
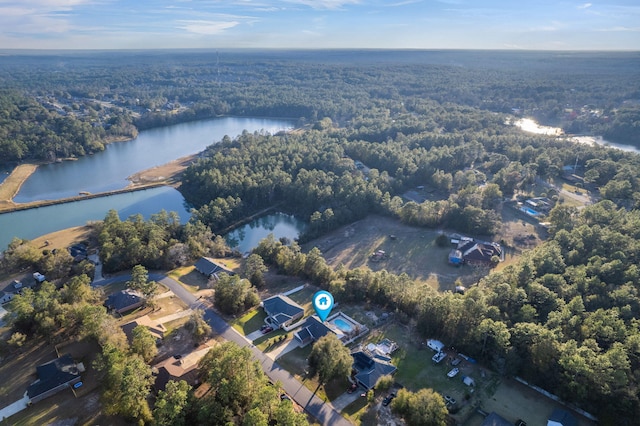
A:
<box><xmin>304</xmin><ymin>215</ymin><xmax>493</xmax><ymax>290</ymax></box>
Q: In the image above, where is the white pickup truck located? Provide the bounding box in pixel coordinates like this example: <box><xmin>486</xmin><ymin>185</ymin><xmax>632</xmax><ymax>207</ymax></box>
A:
<box><xmin>33</xmin><ymin>272</ymin><xmax>46</xmax><ymax>283</ymax></box>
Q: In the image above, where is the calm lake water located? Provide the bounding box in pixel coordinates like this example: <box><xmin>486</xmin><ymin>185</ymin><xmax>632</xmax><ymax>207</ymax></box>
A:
<box><xmin>0</xmin><ymin>186</ymin><xmax>190</xmax><ymax>249</ymax></box>
<box><xmin>15</xmin><ymin>117</ymin><xmax>294</xmax><ymax>202</ymax></box>
<box><xmin>225</xmin><ymin>212</ymin><xmax>307</xmax><ymax>254</ymax></box>
<box><xmin>1</xmin><ymin>117</ymin><xmax>297</xmax><ymax>250</ymax></box>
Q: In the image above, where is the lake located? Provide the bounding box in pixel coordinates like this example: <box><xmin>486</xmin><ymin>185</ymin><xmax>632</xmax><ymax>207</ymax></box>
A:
<box><xmin>225</xmin><ymin>212</ymin><xmax>307</xmax><ymax>254</ymax></box>
<box><xmin>15</xmin><ymin>117</ymin><xmax>294</xmax><ymax>202</ymax></box>
<box><xmin>0</xmin><ymin>186</ymin><xmax>190</xmax><ymax>249</ymax></box>
<box><xmin>0</xmin><ymin>117</ymin><xmax>296</xmax><ymax>249</ymax></box>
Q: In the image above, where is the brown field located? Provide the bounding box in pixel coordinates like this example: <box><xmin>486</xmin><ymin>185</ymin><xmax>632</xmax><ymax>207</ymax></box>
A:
<box><xmin>304</xmin><ymin>213</ymin><xmax>542</xmax><ymax>291</ymax></box>
<box><xmin>127</xmin><ymin>153</ymin><xmax>198</xmax><ymax>188</ymax></box>
<box><xmin>30</xmin><ymin>225</ymin><xmax>97</xmax><ymax>252</ymax></box>
<box><xmin>0</xmin><ymin>164</ymin><xmax>38</xmax><ymax>210</ymax></box>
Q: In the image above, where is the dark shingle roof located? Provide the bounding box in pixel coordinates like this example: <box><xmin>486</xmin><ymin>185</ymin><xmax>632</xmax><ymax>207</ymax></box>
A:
<box><xmin>27</xmin><ymin>354</ymin><xmax>80</xmax><ymax>400</ymax></box>
<box><xmin>194</xmin><ymin>257</ymin><xmax>233</xmax><ymax>277</ymax></box>
<box><xmin>262</xmin><ymin>295</ymin><xmax>304</xmax><ymax>326</ymax></box>
<box><xmin>294</xmin><ymin>316</ymin><xmax>334</xmax><ymax>343</ymax></box>
<box><xmin>105</xmin><ymin>289</ymin><xmax>143</xmax><ymax>312</ymax></box>
<box><xmin>351</xmin><ymin>351</ymin><xmax>396</xmax><ymax>390</ymax></box>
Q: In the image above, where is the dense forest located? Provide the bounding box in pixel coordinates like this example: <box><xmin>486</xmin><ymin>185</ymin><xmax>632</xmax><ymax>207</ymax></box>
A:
<box><xmin>180</xmin><ymin>98</ymin><xmax>640</xmax><ymax>422</ymax></box>
<box><xmin>2</xmin><ymin>50</ymin><xmax>640</xmax><ymax>424</ymax></box>
<box><xmin>0</xmin><ymin>50</ymin><xmax>639</xmax><ymax>166</ymax></box>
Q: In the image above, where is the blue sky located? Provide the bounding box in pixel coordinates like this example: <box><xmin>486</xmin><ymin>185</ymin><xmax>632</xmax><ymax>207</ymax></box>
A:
<box><xmin>0</xmin><ymin>0</ymin><xmax>638</xmax><ymax>50</ymax></box>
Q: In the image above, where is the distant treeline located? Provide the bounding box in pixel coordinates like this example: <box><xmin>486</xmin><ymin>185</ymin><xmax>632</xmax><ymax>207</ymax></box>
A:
<box><xmin>0</xmin><ymin>50</ymin><xmax>639</xmax><ymax>166</ymax></box>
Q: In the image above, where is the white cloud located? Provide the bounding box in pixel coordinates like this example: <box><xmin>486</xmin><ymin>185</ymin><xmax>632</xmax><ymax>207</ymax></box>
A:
<box><xmin>283</xmin><ymin>0</ymin><xmax>360</xmax><ymax>10</ymax></box>
<box><xmin>386</xmin><ymin>0</ymin><xmax>422</xmax><ymax>7</ymax></box>
<box><xmin>177</xmin><ymin>19</ymin><xmax>240</xmax><ymax>35</ymax></box>
<box><xmin>577</xmin><ymin>3</ymin><xmax>592</xmax><ymax>10</ymax></box>
<box><xmin>596</xmin><ymin>26</ymin><xmax>640</xmax><ymax>32</ymax></box>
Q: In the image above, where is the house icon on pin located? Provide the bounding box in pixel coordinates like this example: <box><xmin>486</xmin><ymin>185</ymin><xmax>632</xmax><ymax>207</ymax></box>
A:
<box><xmin>318</xmin><ymin>296</ymin><xmax>328</xmax><ymax>306</ymax></box>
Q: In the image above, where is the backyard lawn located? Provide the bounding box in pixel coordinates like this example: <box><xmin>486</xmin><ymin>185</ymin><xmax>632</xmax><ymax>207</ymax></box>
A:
<box><xmin>168</xmin><ymin>265</ymin><xmax>210</xmax><ymax>293</ymax></box>
<box><xmin>231</xmin><ymin>307</ymin><xmax>267</xmax><ymax>335</ymax></box>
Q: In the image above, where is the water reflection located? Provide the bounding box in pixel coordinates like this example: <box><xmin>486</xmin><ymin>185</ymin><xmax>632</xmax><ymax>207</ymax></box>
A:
<box><xmin>225</xmin><ymin>212</ymin><xmax>307</xmax><ymax>254</ymax></box>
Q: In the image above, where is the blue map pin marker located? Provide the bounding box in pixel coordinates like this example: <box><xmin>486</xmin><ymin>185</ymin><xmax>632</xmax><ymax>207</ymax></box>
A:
<box><xmin>313</xmin><ymin>290</ymin><xmax>334</xmax><ymax>322</ymax></box>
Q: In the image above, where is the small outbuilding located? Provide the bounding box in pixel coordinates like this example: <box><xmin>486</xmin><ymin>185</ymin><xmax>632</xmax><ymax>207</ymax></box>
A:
<box><xmin>426</xmin><ymin>339</ymin><xmax>445</xmax><ymax>352</ymax></box>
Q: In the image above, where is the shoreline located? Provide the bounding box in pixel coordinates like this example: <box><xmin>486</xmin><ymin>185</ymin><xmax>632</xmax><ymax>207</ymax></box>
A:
<box><xmin>0</xmin><ymin>182</ymin><xmax>167</xmax><ymax>214</ymax></box>
<box><xmin>0</xmin><ymin>164</ymin><xmax>39</xmax><ymax>210</ymax></box>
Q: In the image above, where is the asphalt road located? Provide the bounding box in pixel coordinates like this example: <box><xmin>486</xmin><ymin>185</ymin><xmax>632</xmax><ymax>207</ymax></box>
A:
<box><xmin>95</xmin><ymin>272</ymin><xmax>352</xmax><ymax>426</ymax></box>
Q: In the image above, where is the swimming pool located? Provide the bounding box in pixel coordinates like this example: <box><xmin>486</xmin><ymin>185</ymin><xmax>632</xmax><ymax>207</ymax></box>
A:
<box><xmin>332</xmin><ymin>318</ymin><xmax>354</xmax><ymax>333</ymax></box>
<box><xmin>520</xmin><ymin>206</ymin><xmax>541</xmax><ymax>217</ymax></box>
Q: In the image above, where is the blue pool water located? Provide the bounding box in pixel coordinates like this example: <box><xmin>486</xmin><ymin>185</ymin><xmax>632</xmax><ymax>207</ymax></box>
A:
<box><xmin>332</xmin><ymin>318</ymin><xmax>353</xmax><ymax>333</ymax></box>
<box><xmin>520</xmin><ymin>206</ymin><xmax>541</xmax><ymax>216</ymax></box>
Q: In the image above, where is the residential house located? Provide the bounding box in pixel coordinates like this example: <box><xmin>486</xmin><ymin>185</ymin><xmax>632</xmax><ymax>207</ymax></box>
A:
<box><xmin>121</xmin><ymin>315</ymin><xmax>166</xmax><ymax>344</ymax></box>
<box><xmin>453</xmin><ymin>239</ymin><xmax>502</xmax><ymax>266</ymax></box>
<box><xmin>261</xmin><ymin>295</ymin><xmax>304</xmax><ymax>329</ymax></box>
<box><xmin>547</xmin><ymin>409</ymin><xmax>578</xmax><ymax>426</ymax></box>
<box><xmin>105</xmin><ymin>289</ymin><xmax>145</xmax><ymax>314</ymax></box>
<box><xmin>294</xmin><ymin>316</ymin><xmax>337</xmax><ymax>347</ymax></box>
<box><xmin>27</xmin><ymin>354</ymin><xmax>83</xmax><ymax>404</ymax></box>
<box><xmin>351</xmin><ymin>351</ymin><xmax>397</xmax><ymax>390</ymax></box>
<box><xmin>153</xmin><ymin>346</ymin><xmax>212</xmax><ymax>392</ymax></box>
<box><xmin>194</xmin><ymin>257</ymin><xmax>235</xmax><ymax>279</ymax></box>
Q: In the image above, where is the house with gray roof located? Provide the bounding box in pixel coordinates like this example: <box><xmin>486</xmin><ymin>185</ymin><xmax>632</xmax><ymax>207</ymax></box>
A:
<box><xmin>105</xmin><ymin>289</ymin><xmax>144</xmax><ymax>314</ymax></box>
<box><xmin>194</xmin><ymin>257</ymin><xmax>234</xmax><ymax>279</ymax></box>
<box><xmin>262</xmin><ymin>295</ymin><xmax>304</xmax><ymax>329</ymax></box>
<box><xmin>351</xmin><ymin>350</ymin><xmax>397</xmax><ymax>390</ymax></box>
<box><xmin>294</xmin><ymin>316</ymin><xmax>336</xmax><ymax>347</ymax></box>
<box><xmin>27</xmin><ymin>354</ymin><xmax>83</xmax><ymax>404</ymax></box>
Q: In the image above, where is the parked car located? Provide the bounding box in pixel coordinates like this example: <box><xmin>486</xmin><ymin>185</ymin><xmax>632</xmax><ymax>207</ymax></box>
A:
<box><xmin>33</xmin><ymin>272</ymin><xmax>46</xmax><ymax>283</ymax></box>
<box><xmin>382</xmin><ymin>392</ymin><xmax>396</xmax><ymax>406</ymax></box>
<box><xmin>451</xmin><ymin>357</ymin><xmax>461</xmax><ymax>366</ymax></box>
<box><xmin>261</xmin><ymin>326</ymin><xmax>274</xmax><ymax>334</ymax></box>
<box><xmin>447</xmin><ymin>367</ymin><xmax>460</xmax><ymax>378</ymax></box>
<box><xmin>280</xmin><ymin>393</ymin><xmax>291</xmax><ymax>401</ymax></box>
<box><xmin>432</xmin><ymin>351</ymin><xmax>446</xmax><ymax>363</ymax></box>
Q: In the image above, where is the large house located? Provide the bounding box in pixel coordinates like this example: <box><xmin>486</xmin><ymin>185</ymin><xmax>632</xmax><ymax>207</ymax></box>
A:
<box><xmin>153</xmin><ymin>346</ymin><xmax>212</xmax><ymax>392</ymax></box>
<box><xmin>294</xmin><ymin>316</ymin><xmax>337</xmax><ymax>347</ymax></box>
<box><xmin>27</xmin><ymin>354</ymin><xmax>83</xmax><ymax>404</ymax></box>
<box><xmin>449</xmin><ymin>239</ymin><xmax>502</xmax><ymax>266</ymax></box>
<box><xmin>194</xmin><ymin>257</ymin><xmax>234</xmax><ymax>279</ymax></box>
<box><xmin>121</xmin><ymin>315</ymin><xmax>166</xmax><ymax>344</ymax></box>
<box><xmin>261</xmin><ymin>295</ymin><xmax>304</xmax><ymax>329</ymax></box>
<box><xmin>105</xmin><ymin>289</ymin><xmax>145</xmax><ymax>314</ymax></box>
<box><xmin>351</xmin><ymin>350</ymin><xmax>397</xmax><ymax>390</ymax></box>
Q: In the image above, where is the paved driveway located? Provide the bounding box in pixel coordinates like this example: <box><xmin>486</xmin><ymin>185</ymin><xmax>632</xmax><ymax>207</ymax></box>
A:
<box><xmin>0</xmin><ymin>392</ymin><xmax>30</xmax><ymax>422</ymax></box>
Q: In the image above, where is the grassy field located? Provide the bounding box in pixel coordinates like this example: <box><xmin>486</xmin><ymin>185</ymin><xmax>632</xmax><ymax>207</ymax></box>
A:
<box><xmin>231</xmin><ymin>307</ymin><xmax>267</xmax><ymax>335</ymax></box>
<box><xmin>168</xmin><ymin>265</ymin><xmax>210</xmax><ymax>293</ymax></box>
